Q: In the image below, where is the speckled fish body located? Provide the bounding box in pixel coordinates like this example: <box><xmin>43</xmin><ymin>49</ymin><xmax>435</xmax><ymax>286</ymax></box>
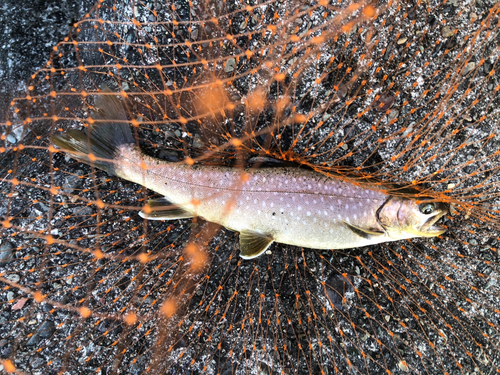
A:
<box><xmin>118</xmin><ymin>146</ymin><xmax>391</xmax><ymax>250</ymax></box>
<box><xmin>53</xmin><ymin>89</ymin><xmax>448</xmax><ymax>259</ymax></box>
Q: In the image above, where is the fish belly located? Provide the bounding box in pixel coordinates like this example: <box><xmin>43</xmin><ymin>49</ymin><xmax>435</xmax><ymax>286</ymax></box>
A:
<box><xmin>218</xmin><ymin>189</ymin><xmax>388</xmax><ymax>249</ymax></box>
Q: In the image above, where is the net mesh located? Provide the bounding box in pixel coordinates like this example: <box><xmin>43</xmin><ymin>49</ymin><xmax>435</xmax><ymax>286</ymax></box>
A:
<box><xmin>1</xmin><ymin>0</ymin><xmax>500</xmax><ymax>374</ymax></box>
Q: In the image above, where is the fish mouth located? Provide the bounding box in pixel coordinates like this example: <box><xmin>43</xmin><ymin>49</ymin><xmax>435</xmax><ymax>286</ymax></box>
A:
<box><xmin>419</xmin><ymin>210</ymin><xmax>448</xmax><ymax>236</ymax></box>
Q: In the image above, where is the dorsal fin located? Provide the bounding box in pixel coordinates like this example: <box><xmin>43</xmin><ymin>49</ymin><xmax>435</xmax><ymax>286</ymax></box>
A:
<box><xmin>247</xmin><ymin>155</ymin><xmax>305</xmax><ymax>169</ymax></box>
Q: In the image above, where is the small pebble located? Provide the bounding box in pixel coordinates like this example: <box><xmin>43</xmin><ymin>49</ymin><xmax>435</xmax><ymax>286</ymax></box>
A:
<box><xmin>39</xmin><ymin>320</ymin><xmax>56</xmax><ymax>338</ymax></box>
<box><xmin>6</xmin><ymin>274</ymin><xmax>20</xmax><ymax>283</ymax></box>
<box><xmin>225</xmin><ymin>58</ymin><xmax>236</xmax><ymax>72</ymax></box>
<box><xmin>463</xmin><ymin>62</ymin><xmax>475</xmax><ymax>75</ymax></box>
<box><xmin>441</xmin><ymin>26</ymin><xmax>455</xmax><ymax>38</ymax></box>
<box><xmin>6</xmin><ymin>134</ymin><xmax>17</xmax><ymax>144</ymax></box>
<box><xmin>0</xmin><ymin>242</ymin><xmax>14</xmax><ymax>263</ymax></box>
<box><xmin>387</xmin><ymin>109</ymin><xmax>399</xmax><ymax>122</ymax></box>
<box><xmin>398</xmin><ymin>360</ymin><xmax>409</xmax><ymax>372</ymax></box>
<box><xmin>397</xmin><ymin>37</ymin><xmax>407</xmax><ymax>45</ymax></box>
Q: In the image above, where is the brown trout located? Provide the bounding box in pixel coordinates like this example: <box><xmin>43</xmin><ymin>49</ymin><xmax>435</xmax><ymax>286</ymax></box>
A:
<box><xmin>53</xmin><ymin>90</ymin><xmax>448</xmax><ymax>259</ymax></box>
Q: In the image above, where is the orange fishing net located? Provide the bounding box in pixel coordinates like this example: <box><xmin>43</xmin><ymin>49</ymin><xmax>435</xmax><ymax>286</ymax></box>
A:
<box><xmin>1</xmin><ymin>0</ymin><xmax>499</xmax><ymax>374</ymax></box>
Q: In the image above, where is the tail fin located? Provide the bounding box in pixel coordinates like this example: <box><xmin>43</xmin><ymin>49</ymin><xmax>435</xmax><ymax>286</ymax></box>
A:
<box><xmin>52</xmin><ymin>86</ymin><xmax>135</xmax><ymax>175</ymax></box>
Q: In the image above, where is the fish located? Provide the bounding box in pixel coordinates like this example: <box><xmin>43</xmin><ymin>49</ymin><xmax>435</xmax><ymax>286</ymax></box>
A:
<box><xmin>52</xmin><ymin>89</ymin><xmax>449</xmax><ymax>259</ymax></box>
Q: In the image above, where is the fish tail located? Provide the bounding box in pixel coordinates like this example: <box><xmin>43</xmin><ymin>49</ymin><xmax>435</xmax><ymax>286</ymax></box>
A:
<box><xmin>52</xmin><ymin>86</ymin><xmax>135</xmax><ymax>175</ymax></box>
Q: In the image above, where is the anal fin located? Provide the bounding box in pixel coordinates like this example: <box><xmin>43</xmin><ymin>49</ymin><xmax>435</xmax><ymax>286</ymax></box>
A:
<box><xmin>139</xmin><ymin>197</ymin><xmax>194</xmax><ymax>220</ymax></box>
<box><xmin>342</xmin><ymin>220</ymin><xmax>384</xmax><ymax>240</ymax></box>
<box><xmin>239</xmin><ymin>231</ymin><xmax>274</xmax><ymax>259</ymax></box>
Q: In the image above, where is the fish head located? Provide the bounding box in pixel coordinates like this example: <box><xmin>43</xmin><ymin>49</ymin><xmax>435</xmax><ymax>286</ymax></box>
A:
<box><xmin>378</xmin><ymin>196</ymin><xmax>448</xmax><ymax>239</ymax></box>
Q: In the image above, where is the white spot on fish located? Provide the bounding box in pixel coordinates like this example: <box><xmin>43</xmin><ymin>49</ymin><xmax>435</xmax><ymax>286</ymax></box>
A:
<box><xmin>306</xmin><ymin>211</ymin><xmax>311</xmax><ymax>216</ymax></box>
<box><xmin>353</xmin><ymin>214</ymin><xmax>357</xmax><ymax>220</ymax></box>
<box><xmin>298</xmin><ymin>206</ymin><xmax>302</xmax><ymax>211</ymax></box>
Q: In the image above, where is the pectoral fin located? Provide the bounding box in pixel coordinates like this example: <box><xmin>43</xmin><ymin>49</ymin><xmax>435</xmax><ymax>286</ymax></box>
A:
<box><xmin>139</xmin><ymin>197</ymin><xmax>194</xmax><ymax>220</ymax></box>
<box><xmin>342</xmin><ymin>220</ymin><xmax>384</xmax><ymax>240</ymax></box>
<box><xmin>239</xmin><ymin>231</ymin><xmax>274</xmax><ymax>259</ymax></box>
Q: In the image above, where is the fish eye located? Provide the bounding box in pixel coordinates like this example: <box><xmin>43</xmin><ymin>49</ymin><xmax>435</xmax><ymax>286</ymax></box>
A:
<box><xmin>419</xmin><ymin>202</ymin><xmax>436</xmax><ymax>215</ymax></box>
